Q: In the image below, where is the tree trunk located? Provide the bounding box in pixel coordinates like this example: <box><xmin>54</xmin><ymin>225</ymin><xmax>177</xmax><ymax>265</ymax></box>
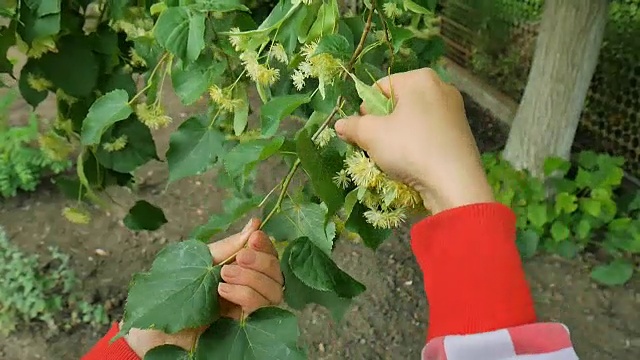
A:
<box><xmin>502</xmin><ymin>0</ymin><xmax>609</xmax><ymax>176</ymax></box>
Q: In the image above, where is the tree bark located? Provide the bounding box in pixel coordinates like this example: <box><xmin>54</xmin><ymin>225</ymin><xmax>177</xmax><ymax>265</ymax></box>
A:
<box><xmin>502</xmin><ymin>0</ymin><xmax>609</xmax><ymax>176</ymax></box>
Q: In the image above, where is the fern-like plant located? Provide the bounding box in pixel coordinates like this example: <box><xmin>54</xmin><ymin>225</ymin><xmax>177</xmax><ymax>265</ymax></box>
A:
<box><xmin>0</xmin><ymin>90</ymin><xmax>70</xmax><ymax>198</ymax></box>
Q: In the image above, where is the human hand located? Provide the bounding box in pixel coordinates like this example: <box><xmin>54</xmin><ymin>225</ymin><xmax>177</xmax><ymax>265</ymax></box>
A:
<box><xmin>124</xmin><ymin>218</ymin><xmax>284</xmax><ymax>356</ymax></box>
<box><xmin>334</xmin><ymin>68</ymin><xmax>494</xmax><ymax>214</ymax></box>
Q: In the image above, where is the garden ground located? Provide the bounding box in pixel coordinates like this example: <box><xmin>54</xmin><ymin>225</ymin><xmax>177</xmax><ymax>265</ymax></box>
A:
<box><xmin>0</xmin><ymin>88</ymin><xmax>639</xmax><ymax>360</ymax></box>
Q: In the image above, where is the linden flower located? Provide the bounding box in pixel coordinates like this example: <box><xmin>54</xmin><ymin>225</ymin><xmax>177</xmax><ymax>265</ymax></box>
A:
<box><xmin>364</xmin><ymin>208</ymin><xmax>406</xmax><ymax>229</ymax></box>
<box><xmin>270</xmin><ymin>42</ymin><xmax>288</xmax><ymax>64</ymax></box>
<box><xmin>56</xmin><ymin>89</ymin><xmax>77</xmax><ymax>105</ymax></box>
<box><xmin>383</xmin><ymin>3</ymin><xmax>403</xmax><ymax>19</ymax></box>
<box><xmin>103</xmin><ymin>135</ymin><xmax>128</xmax><ymax>152</ymax></box>
<box><xmin>333</xmin><ymin>169</ymin><xmax>350</xmax><ymax>189</ymax></box>
<box><xmin>27</xmin><ymin>37</ymin><xmax>57</xmax><ymax>59</ymax></box>
<box><xmin>345</xmin><ymin>151</ymin><xmax>382</xmax><ymax>188</ymax></box>
<box><xmin>362</xmin><ymin>189</ymin><xmax>383</xmax><ymax>210</ymax></box>
<box><xmin>291</xmin><ymin>69</ymin><xmax>307</xmax><ymax>91</ymax></box>
<box><xmin>208</xmin><ymin>85</ymin><xmax>242</xmax><ymax>112</ymax></box>
<box><xmin>240</xmin><ymin>50</ymin><xmax>280</xmax><ymax>86</ymax></box>
<box><xmin>136</xmin><ymin>103</ymin><xmax>172</xmax><ymax>130</ymax></box>
<box><xmin>39</xmin><ymin>133</ymin><xmax>73</xmax><ymax>162</ymax></box>
<box><xmin>314</xmin><ymin>127</ymin><xmax>336</xmax><ymax>148</ymax></box>
<box><xmin>62</xmin><ymin>207</ymin><xmax>91</xmax><ymax>224</ymax></box>
<box><xmin>228</xmin><ymin>27</ymin><xmax>248</xmax><ymax>51</ymax></box>
<box><xmin>27</xmin><ymin>74</ymin><xmax>52</xmax><ymax>92</ymax></box>
<box><xmin>129</xmin><ymin>48</ymin><xmax>147</xmax><ymax>67</ymax></box>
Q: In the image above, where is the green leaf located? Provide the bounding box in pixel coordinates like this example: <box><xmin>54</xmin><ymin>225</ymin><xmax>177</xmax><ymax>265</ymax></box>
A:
<box><xmin>166</xmin><ymin>116</ymin><xmax>225</xmax><ymax>183</ymax></box>
<box><xmin>119</xmin><ymin>240</ymin><xmax>222</xmax><ymax>336</ymax></box>
<box><xmin>403</xmin><ymin>0</ymin><xmax>432</xmax><ymax>14</ymax></box>
<box><xmin>576</xmin><ymin>218</ymin><xmax>592</xmax><ymax>240</ymax></box>
<box><xmin>143</xmin><ymin>345</ymin><xmax>190</xmax><ymax>360</ymax></box>
<box><xmin>195</xmin><ymin>307</ymin><xmax>305</xmax><ymax>360</ymax></box>
<box><xmin>17</xmin><ymin>4</ymin><xmax>60</xmax><ymax>44</ymax></box>
<box><xmin>223</xmin><ymin>137</ymin><xmax>285</xmax><ymax>188</ymax></box>
<box><xmin>526</xmin><ymin>203</ymin><xmax>548</xmax><ymax>229</ymax></box>
<box><xmin>578</xmin><ymin>150</ymin><xmax>598</xmax><ymax>170</ymax></box>
<box><xmin>345</xmin><ymin>202</ymin><xmax>392</xmax><ymax>250</ymax></box>
<box><xmin>24</xmin><ymin>0</ymin><xmax>60</xmax><ymax>17</ymax></box>
<box><xmin>154</xmin><ymin>7</ymin><xmax>205</xmax><ymax>63</ymax></box>
<box><xmin>194</xmin><ymin>0</ymin><xmax>250</xmax><ymax>12</ymax></box>
<box><xmin>543</xmin><ymin>156</ymin><xmax>571</xmax><ymax>177</ymax></box>
<box><xmin>281</xmin><ymin>241</ymin><xmax>352</xmax><ymax>321</ymax></box>
<box><xmin>18</xmin><ymin>60</ymin><xmax>48</xmax><ymax>107</ymax></box>
<box><xmin>627</xmin><ymin>191</ymin><xmax>640</xmax><ymax>212</ymax></box>
<box><xmin>346</xmin><ymin>72</ymin><xmax>393</xmax><ymax>116</ymax></box>
<box><xmin>260</xmin><ymin>94</ymin><xmax>311</xmax><ymax>137</ymax></box>
<box><xmin>38</xmin><ymin>36</ymin><xmax>99</xmax><ymax>97</ymax></box>
<box><xmin>191</xmin><ymin>196</ymin><xmax>261</xmax><ymax>241</ymax></box>
<box><xmin>288</xmin><ymin>237</ymin><xmax>365</xmax><ymax>298</ymax></box>
<box><xmin>516</xmin><ymin>229</ymin><xmax>539</xmax><ymax>258</ymax></box>
<box><xmin>315</xmin><ymin>34</ymin><xmax>353</xmax><ymax>60</ymax></box>
<box><xmin>123</xmin><ymin>200</ymin><xmax>168</xmax><ymax>231</ymax></box>
<box><xmin>0</xmin><ymin>24</ymin><xmax>16</xmax><ymax>74</ymax></box>
<box><xmin>101</xmin><ymin>69</ymin><xmax>137</xmax><ymax>98</ymax></box>
<box><xmin>233</xmin><ymin>84</ymin><xmax>249</xmax><ymax>136</ymax></box>
<box><xmin>343</xmin><ymin>189</ymin><xmax>358</xmax><ymax>219</ymax></box>
<box><xmin>388</xmin><ymin>25</ymin><xmax>413</xmax><ymax>53</ymax></box>
<box><xmin>555</xmin><ymin>240</ymin><xmax>579</xmax><ymax>259</ymax></box>
<box><xmin>554</xmin><ymin>192</ymin><xmax>577</xmax><ymax>215</ymax></box>
<box><xmin>550</xmin><ymin>221</ymin><xmax>570</xmax><ymax>242</ymax></box>
<box><xmin>306</xmin><ymin>0</ymin><xmax>338</xmax><ymax>41</ymax></box>
<box><xmin>590</xmin><ymin>260</ymin><xmax>634</xmax><ymax>286</ymax></box>
<box><xmin>262</xmin><ymin>199</ymin><xmax>335</xmax><ymax>255</ymax></box>
<box><xmin>580</xmin><ymin>198</ymin><xmax>602</xmax><ymax>217</ymax></box>
<box><xmin>80</xmin><ymin>90</ymin><xmax>132</xmax><ymax>146</ymax></box>
<box><xmin>106</xmin><ymin>0</ymin><xmax>129</xmax><ymax>20</ymax></box>
<box><xmin>296</xmin><ymin>129</ymin><xmax>345</xmax><ymax>214</ymax></box>
<box><xmin>96</xmin><ymin>117</ymin><xmax>157</xmax><ymax>173</ymax></box>
<box><xmin>171</xmin><ymin>58</ymin><xmax>224</xmax><ymax>105</ymax></box>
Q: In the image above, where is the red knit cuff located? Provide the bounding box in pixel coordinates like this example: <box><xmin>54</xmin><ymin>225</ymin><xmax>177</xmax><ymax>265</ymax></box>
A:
<box><xmin>410</xmin><ymin>203</ymin><xmax>537</xmax><ymax>340</ymax></box>
<box><xmin>81</xmin><ymin>322</ymin><xmax>140</xmax><ymax>360</ymax></box>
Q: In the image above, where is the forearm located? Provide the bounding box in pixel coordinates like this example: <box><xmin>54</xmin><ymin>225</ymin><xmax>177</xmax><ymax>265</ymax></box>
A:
<box><xmin>410</xmin><ymin>202</ymin><xmax>537</xmax><ymax>339</ymax></box>
<box><xmin>81</xmin><ymin>323</ymin><xmax>140</xmax><ymax>360</ymax></box>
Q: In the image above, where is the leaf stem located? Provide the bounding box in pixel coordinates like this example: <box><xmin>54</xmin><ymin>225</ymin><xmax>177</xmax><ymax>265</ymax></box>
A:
<box><xmin>347</xmin><ymin>7</ymin><xmax>374</xmax><ymax>70</ymax></box>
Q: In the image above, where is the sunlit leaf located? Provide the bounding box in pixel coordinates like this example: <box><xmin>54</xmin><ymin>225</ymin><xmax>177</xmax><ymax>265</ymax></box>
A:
<box><xmin>223</xmin><ymin>137</ymin><xmax>284</xmax><ymax>188</ymax></box>
<box><xmin>191</xmin><ymin>196</ymin><xmax>261</xmax><ymax>241</ymax></box>
<box><xmin>261</xmin><ymin>94</ymin><xmax>311</xmax><ymax>137</ymax></box>
<box><xmin>196</xmin><ymin>307</ymin><xmax>305</xmax><ymax>360</ymax></box>
<box><xmin>119</xmin><ymin>240</ymin><xmax>222</xmax><ymax>337</ymax></box>
<box><xmin>154</xmin><ymin>7</ymin><xmax>205</xmax><ymax>62</ymax></box>
<box><xmin>80</xmin><ymin>90</ymin><xmax>132</xmax><ymax>146</ymax></box>
<box><xmin>166</xmin><ymin>116</ymin><xmax>225</xmax><ymax>183</ymax></box>
<box><xmin>591</xmin><ymin>260</ymin><xmax>633</xmax><ymax>286</ymax></box>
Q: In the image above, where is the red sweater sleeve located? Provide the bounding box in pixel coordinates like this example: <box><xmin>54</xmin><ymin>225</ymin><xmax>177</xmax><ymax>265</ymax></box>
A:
<box><xmin>410</xmin><ymin>202</ymin><xmax>537</xmax><ymax>340</ymax></box>
<box><xmin>82</xmin><ymin>322</ymin><xmax>139</xmax><ymax>360</ymax></box>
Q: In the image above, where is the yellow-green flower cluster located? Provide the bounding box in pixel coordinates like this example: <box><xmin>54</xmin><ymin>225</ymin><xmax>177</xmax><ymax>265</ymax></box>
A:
<box><xmin>135</xmin><ymin>103</ymin><xmax>172</xmax><ymax>130</ymax></box>
<box><xmin>38</xmin><ymin>132</ymin><xmax>73</xmax><ymax>162</ymax></box>
<box><xmin>208</xmin><ymin>85</ymin><xmax>243</xmax><ymax>112</ymax></box>
<box><xmin>290</xmin><ymin>41</ymin><xmax>342</xmax><ymax>93</ymax></box>
<box><xmin>383</xmin><ymin>2</ymin><xmax>403</xmax><ymax>19</ymax></box>
<box><xmin>240</xmin><ymin>50</ymin><xmax>280</xmax><ymax>87</ymax></box>
<box><xmin>62</xmin><ymin>207</ymin><xmax>91</xmax><ymax>224</ymax></box>
<box><xmin>103</xmin><ymin>135</ymin><xmax>128</xmax><ymax>152</ymax></box>
<box><xmin>313</xmin><ymin>127</ymin><xmax>336</xmax><ymax>148</ymax></box>
<box><xmin>27</xmin><ymin>74</ymin><xmax>52</xmax><ymax>92</ymax></box>
<box><xmin>337</xmin><ymin>149</ymin><xmax>421</xmax><ymax>229</ymax></box>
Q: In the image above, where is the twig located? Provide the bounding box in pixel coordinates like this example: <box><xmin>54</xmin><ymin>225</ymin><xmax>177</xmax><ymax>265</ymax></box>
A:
<box><xmin>347</xmin><ymin>8</ymin><xmax>374</xmax><ymax>70</ymax></box>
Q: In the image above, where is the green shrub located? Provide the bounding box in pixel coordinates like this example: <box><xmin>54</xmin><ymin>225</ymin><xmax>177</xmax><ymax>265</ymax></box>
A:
<box><xmin>0</xmin><ymin>90</ymin><xmax>71</xmax><ymax>198</ymax></box>
<box><xmin>483</xmin><ymin>151</ymin><xmax>640</xmax><ymax>286</ymax></box>
<box><xmin>0</xmin><ymin>226</ymin><xmax>109</xmax><ymax>334</ymax></box>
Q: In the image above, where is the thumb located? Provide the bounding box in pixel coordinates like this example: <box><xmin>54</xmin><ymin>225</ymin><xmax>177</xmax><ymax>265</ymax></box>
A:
<box><xmin>208</xmin><ymin>218</ymin><xmax>260</xmax><ymax>263</ymax></box>
<box><xmin>334</xmin><ymin>115</ymin><xmax>381</xmax><ymax>151</ymax></box>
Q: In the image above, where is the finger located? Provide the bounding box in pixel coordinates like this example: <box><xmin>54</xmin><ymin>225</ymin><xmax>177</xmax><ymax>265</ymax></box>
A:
<box><xmin>208</xmin><ymin>218</ymin><xmax>261</xmax><ymax>263</ymax></box>
<box><xmin>218</xmin><ymin>283</ymin><xmax>270</xmax><ymax>314</ymax></box>
<box><xmin>221</xmin><ymin>265</ymin><xmax>283</xmax><ymax>305</ymax></box>
<box><xmin>236</xmin><ymin>248</ymin><xmax>284</xmax><ymax>285</ymax></box>
<box><xmin>374</xmin><ymin>68</ymin><xmax>442</xmax><ymax>102</ymax></box>
<box><xmin>334</xmin><ymin>115</ymin><xmax>384</xmax><ymax>151</ymax></box>
<box><xmin>247</xmin><ymin>231</ymin><xmax>278</xmax><ymax>257</ymax></box>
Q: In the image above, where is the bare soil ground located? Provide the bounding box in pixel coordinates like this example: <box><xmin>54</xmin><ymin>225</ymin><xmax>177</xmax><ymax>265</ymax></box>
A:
<box><xmin>0</xmin><ymin>88</ymin><xmax>639</xmax><ymax>360</ymax></box>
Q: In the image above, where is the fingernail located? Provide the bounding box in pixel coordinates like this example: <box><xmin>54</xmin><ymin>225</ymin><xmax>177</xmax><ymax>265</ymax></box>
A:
<box><xmin>218</xmin><ymin>283</ymin><xmax>231</xmax><ymax>294</ymax></box>
<box><xmin>242</xmin><ymin>219</ymin><xmax>254</xmax><ymax>233</ymax></box>
<box><xmin>222</xmin><ymin>265</ymin><xmax>240</xmax><ymax>278</ymax></box>
<box><xmin>237</xmin><ymin>250</ymin><xmax>255</xmax><ymax>265</ymax></box>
